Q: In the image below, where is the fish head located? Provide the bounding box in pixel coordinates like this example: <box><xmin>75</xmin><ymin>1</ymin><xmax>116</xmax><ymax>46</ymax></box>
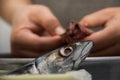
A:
<box><xmin>35</xmin><ymin>41</ymin><xmax>94</xmax><ymax>74</ymax></box>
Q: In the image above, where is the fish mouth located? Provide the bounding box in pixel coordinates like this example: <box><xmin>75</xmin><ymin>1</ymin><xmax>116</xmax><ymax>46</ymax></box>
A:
<box><xmin>72</xmin><ymin>41</ymin><xmax>94</xmax><ymax>69</ymax></box>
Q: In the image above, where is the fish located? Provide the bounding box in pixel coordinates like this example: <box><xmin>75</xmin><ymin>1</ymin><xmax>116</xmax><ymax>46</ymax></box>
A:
<box><xmin>6</xmin><ymin>41</ymin><xmax>93</xmax><ymax>75</ymax></box>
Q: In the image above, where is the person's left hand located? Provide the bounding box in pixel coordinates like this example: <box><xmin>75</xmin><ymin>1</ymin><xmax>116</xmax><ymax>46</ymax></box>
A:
<box><xmin>11</xmin><ymin>5</ymin><xmax>65</xmax><ymax>58</ymax></box>
<box><xmin>80</xmin><ymin>7</ymin><xmax>120</xmax><ymax>56</ymax></box>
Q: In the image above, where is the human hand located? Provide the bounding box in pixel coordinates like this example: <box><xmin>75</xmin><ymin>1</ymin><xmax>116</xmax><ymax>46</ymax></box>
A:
<box><xmin>11</xmin><ymin>5</ymin><xmax>65</xmax><ymax>58</ymax></box>
<box><xmin>80</xmin><ymin>7</ymin><xmax>120</xmax><ymax>56</ymax></box>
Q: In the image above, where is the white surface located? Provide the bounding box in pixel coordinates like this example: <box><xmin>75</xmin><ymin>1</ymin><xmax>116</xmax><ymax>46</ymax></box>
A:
<box><xmin>0</xmin><ymin>18</ymin><xmax>11</xmax><ymax>53</ymax></box>
<box><xmin>66</xmin><ymin>69</ymin><xmax>92</xmax><ymax>80</ymax></box>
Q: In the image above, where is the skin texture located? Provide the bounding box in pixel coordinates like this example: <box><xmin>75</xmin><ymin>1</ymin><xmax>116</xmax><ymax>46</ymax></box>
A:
<box><xmin>80</xmin><ymin>7</ymin><xmax>120</xmax><ymax>56</ymax></box>
<box><xmin>10</xmin><ymin>5</ymin><xmax>66</xmax><ymax>58</ymax></box>
<box><xmin>0</xmin><ymin>0</ymin><xmax>32</xmax><ymax>23</ymax></box>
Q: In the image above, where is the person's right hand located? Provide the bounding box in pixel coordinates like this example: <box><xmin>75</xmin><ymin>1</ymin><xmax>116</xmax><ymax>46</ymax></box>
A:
<box><xmin>11</xmin><ymin>5</ymin><xmax>65</xmax><ymax>58</ymax></box>
<box><xmin>80</xmin><ymin>7</ymin><xmax>120</xmax><ymax>56</ymax></box>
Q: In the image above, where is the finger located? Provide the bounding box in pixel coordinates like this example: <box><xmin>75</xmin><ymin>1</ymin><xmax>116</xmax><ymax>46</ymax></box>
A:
<box><xmin>80</xmin><ymin>8</ymin><xmax>113</xmax><ymax>28</ymax></box>
<box><xmin>89</xmin><ymin>43</ymin><xmax>120</xmax><ymax>56</ymax></box>
<box><xmin>82</xmin><ymin>23</ymin><xmax>118</xmax><ymax>52</ymax></box>
<box><xmin>39</xmin><ymin>16</ymin><xmax>65</xmax><ymax>36</ymax></box>
<box><xmin>31</xmin><ymin>5</ymin><xmax>65</xmax><ymax>35</ymax></box>
<box><xmin>12</xmin><ymin>29</ymin><xmax>64</xmax><ymax>52</ymax></box>
<box><xmin>80</xmin><ymin>25</ymin><xmax>94</xmax><ymax>35</ymax></box>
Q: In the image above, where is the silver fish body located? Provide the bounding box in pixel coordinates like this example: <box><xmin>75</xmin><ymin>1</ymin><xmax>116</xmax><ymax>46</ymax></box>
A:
<box><xmin>7</xmin><ymin>41</ymin><xmax>93</xmax><ymax>75</ymax></box>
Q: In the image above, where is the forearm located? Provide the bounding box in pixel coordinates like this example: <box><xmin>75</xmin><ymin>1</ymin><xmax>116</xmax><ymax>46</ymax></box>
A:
<box><xmin>0</xmin><ymin>0</ymin><xmax>32</xmax><ymax>23</ymax></box>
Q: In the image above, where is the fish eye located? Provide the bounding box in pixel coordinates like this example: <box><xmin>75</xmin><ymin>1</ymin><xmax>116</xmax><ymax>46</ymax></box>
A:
<box><xmin>60</xmin><ymin>46</ymin><xmax>73</xmax><ymax>57</ymax></box>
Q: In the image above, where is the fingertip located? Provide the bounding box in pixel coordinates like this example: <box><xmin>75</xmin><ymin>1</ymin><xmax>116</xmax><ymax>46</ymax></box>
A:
<box><xmin>80</xmin><ymin>26</ymin><xmax>94</xmax><ymax>35</ymax></box>
<box><xmin>80</xmin><ymin>15</ymin><xmax>91</xmax><ymax>27</ymax></box>
<box><xmin>80</xmin><ymin>10</ymin><xmax>108</xmax><ymax>28</ymax></box>
<box><xmin>55</xmin><ymin>26</ymin><xmax>66</xmax><ymax>35</ymax></box>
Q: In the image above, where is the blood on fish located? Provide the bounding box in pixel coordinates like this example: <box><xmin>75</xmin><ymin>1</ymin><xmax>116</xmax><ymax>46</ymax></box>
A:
<box><xmin>61</xmin><ymin>21</ymin><xmax>89</xmax><ymax>44</ymax></box>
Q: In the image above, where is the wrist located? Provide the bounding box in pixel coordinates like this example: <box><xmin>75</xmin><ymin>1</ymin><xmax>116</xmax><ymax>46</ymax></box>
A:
<box><xmin>0</xmin><ymin>0</ymin><xmax>32</xmax><ymax>24</ymax></box>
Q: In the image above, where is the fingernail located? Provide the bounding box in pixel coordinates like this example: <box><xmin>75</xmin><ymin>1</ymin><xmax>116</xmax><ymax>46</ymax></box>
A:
<box><xmin>55</xmin><ymin>26</ymin><xmax>66</xmax><ymax>35</ymax></box>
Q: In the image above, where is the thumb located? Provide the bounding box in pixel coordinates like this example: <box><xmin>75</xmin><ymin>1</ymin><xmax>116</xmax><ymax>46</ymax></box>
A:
<box><xmin>31</xmin><ymin>5</ymin><xmax>65</xmax><ymax>36</ymax></box>
<box><xmin>43</xmin><ymin>18</ymin><xmax>66</xmax><ymax>36</ymax></box>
